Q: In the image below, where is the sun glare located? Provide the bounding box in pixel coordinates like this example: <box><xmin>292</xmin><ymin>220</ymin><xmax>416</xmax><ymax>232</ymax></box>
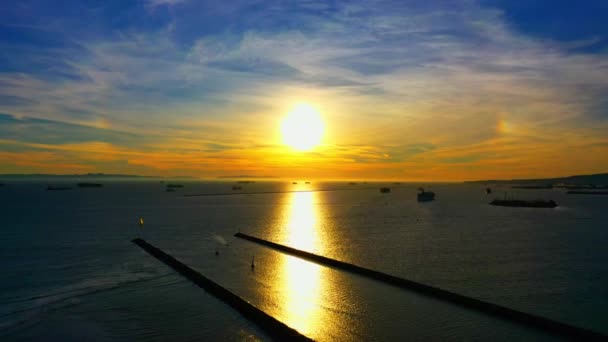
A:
<box><xmin>281</xmin><ymin>103</ymin><xmax>324</xmax><ymax>151</ymax></box>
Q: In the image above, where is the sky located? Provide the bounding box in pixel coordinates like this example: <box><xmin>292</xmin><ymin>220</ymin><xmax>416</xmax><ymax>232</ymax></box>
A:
<box><xmin>1</xmin><ymin>0</ymin><xmax>607</xmax><ymax>181</ymax></box>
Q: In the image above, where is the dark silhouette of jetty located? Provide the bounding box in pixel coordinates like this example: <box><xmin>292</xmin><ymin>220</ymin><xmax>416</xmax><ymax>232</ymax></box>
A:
<box><xmin>512</xmin><ymin>185</ymin><xmax>553</xmax><ymax>189</ymax></box>
<box><xmin>567</xmin><ymin>190</ymin><xmax>608</xmax><ymax>195</ymax></box>
<box><xmin>77</xmin><ymin>182</ymin><xmax>103</xmax><ymax>187</ymax></box>
<box><xmin>563</xmin><ymin>185</ymin><xmax>607</xmax><ymax>190</ymax></box>
<box><xmin>131</xmin><ymin>238</ymin><xmax>312</xmax><ymax>341</ymax></box>
<box><xmin>47</xmin><ymin>186</ymin><xmax>72</xmax><ymax>191</ymax></box>
<box><xmin>234</xmin><ymin>232</ymin><xmax>607</xmax><ymax>340</ymax></box>
<box><xmin>490</xmin><ymin>199</ymin><xmax>557</xmax><ymax>208</ymax></box>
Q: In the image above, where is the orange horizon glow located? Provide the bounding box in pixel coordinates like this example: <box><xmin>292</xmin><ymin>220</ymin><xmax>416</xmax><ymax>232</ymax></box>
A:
<box><xmin>2</xmin><ymin>109</ymin><xmax>607</xmax><ymax>182</ymax></box>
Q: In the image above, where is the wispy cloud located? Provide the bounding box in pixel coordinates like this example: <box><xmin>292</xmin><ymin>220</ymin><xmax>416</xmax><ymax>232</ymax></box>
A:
<box><xmin>145</xmin><ymin>0</ymin><xmax>187</xmax><ymax>9</ymax></box>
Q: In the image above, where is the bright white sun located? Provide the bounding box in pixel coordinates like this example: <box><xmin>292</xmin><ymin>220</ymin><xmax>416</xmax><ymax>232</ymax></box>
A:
<box><xmin>281</xmin><ymin>103</ymin><xmax>324</xmax><ymax>151</ymax></box>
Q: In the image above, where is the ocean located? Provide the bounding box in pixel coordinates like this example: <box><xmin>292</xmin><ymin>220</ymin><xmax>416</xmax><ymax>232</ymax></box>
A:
<box><xmin>1</xmin><ymin>181</ymin><xmax>607</xmax><ymax>341</ymax></box>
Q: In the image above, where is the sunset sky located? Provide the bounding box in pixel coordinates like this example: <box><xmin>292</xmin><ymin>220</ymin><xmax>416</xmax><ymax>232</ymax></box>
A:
<box><xmin>1</xmin><ymin>1</ymin><xmax>607</xmax><ymax>180</ymax></box>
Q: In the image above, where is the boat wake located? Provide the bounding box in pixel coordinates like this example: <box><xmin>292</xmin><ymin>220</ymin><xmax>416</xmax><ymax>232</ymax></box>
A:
<box><xmin>0</xmin><ymin>272</ymin><xmax>176</xmax><ymax>333</ymax></box>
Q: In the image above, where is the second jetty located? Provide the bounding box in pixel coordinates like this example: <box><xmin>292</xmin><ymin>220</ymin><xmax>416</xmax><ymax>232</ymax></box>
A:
<box><xmin>567</xmin><ymin>190</ymin><xmax>608</xmax><ymax>195</ymax></box>
<box><xmin>490</xmin><ymin>199</ymin><xmax>557</xmax><ymax>208</ymax></box>
<box><xmin>77</xmin><ymin>182</ymin><xmax>103</xmax><ymax>187</ymax></box>
<box><xmin>235</xmin><ymin>232</ymin><xmax>606</xmax><ymax>340</ymax></box>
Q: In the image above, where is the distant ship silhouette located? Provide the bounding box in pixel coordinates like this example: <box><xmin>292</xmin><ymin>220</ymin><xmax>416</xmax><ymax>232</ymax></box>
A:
<box><xmin>417</xmin><ymin>188</ymin><xmax>435</xmax><ymax>202</ymax></box>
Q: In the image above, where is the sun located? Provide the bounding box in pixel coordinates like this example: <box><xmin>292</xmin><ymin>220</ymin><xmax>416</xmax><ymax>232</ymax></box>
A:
<box><xmin>281</xmin><ymin>103</ymin><xmax>324</xmax><ymax>151</ymax></box>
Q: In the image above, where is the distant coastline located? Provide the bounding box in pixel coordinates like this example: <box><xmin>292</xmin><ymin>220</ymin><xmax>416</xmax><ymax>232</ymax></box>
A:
<box><xmin>0</xmin><ymin>173</ymin><xmax>196</xmax><ymax>179</ymax></box>
<box><xmin>2</xmin><ymin>172</ymin><xmax>606</xmax><ymax>184</ymax></box>
<box><xmin>465</xmin><ymin>172</ymin><xmax>608</xmax><ymax>185</ymax></box>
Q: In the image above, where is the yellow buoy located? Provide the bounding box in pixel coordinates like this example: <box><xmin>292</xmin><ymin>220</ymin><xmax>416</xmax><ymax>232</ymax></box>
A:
<box><xmin>139</xmin><ymin>217</ymin><xmax>144</xmax><ymax>226</ymax></box>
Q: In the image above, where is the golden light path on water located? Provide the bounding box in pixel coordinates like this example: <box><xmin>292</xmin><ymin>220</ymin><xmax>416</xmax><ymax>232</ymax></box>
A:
<box><xmin>279</xmin><ymin>191</ymin><xmax>325</xmax><ymax>336</ymax></box>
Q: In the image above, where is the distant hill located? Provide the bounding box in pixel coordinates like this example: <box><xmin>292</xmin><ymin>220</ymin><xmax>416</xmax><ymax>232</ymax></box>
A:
<box><xmin>465</xmin><ymin>173</ymin><xmax>608</xmax><ymax>185</ymax></box>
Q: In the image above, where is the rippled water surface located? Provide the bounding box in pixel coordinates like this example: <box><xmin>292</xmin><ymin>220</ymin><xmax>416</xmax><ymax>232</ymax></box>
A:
<box><xmin>1</xmin><ymin>181</ymin><xmax>607</xmax><ymax>340</ymax></box>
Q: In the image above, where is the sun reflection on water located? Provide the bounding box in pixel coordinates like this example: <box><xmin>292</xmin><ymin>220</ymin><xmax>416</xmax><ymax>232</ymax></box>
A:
<box><xmin>279</xmin><ymin>191</ymin><xmax>324</xmax><ymax>336</ymax></box>
<box><xmin>286</xmin><ymin>191</ymin><xmax>318</xmax><ymax>251</ymax></box>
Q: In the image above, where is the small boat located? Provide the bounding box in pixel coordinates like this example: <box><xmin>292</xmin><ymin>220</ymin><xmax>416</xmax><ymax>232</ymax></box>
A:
<box><xmin>77</xmin><ymin>182</ymin><xmax>103</xmax><ymax>187</ymax></box>
<box><xmin>490</xmin><ymin>199</ymin><xmax>557</xmax><ymax>208</ymax></box>
<box><xmin>292</xmin><ymin>182</ymin><xmax>298</xmax><ymax>184</ymax></box>
<box><xmin>486</xmin><ymin>187</ymin><xmax>492</xmax><ymax>194</ymax></box>
<box><xmin>305</xmin><ymin>181</ymin><xmax>311</xmax><ymax>184</ymax></box>
<box><xmin>166</xmin><ymin>184</ymin><xmax>184</xmax><ymax>188</ymax></box>
<box><xmin>417</xmin><ymin>188</ymin><xmax>435</xmax><ymax>202</ymax></box>
<box><xmin>380</xmin><ymin>187</ymin><xmax>391</xmax><ymax>193</ymax></box>
<box><xmin>349</xmin><ymin>182</ymin><xmax>357</xmax><ymax>185</ymax></box>
<box><xmin>48</xmin><ymin>186</ymin><xmax>72</xmax><ymax>191</ymax></box>
<box><xmin>232</xmin><ymin>185</ymin><xmax>242</xmax><ymax>190</ymax></box>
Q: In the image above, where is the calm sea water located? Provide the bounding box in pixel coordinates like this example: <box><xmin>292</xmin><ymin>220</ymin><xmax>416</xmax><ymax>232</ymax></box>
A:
<box><xmin>1</xmin><ymin>181</ymin><xmax>607</xmax><ymax>341</ymax></box>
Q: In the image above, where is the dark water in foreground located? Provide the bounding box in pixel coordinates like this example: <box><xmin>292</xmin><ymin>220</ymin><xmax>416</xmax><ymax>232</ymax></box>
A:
<box><xmin>1</xmin><ymin>181</ymin><xmax>607</xmax><ymax>341</ymax></box>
